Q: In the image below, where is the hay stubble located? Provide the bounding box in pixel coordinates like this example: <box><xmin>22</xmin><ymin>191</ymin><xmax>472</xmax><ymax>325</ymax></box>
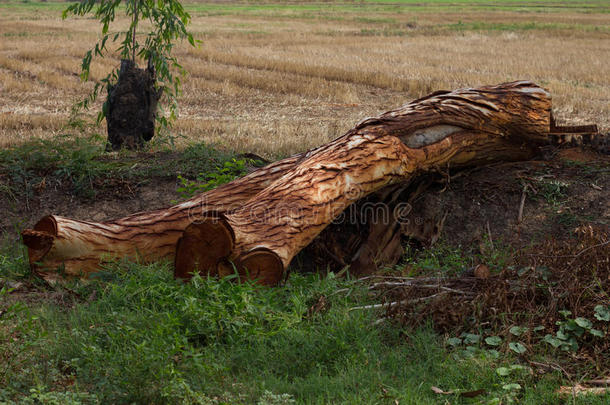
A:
<box><xmin>0</xmin><ymin>3</ymin><xmax>608</xmax><ymax>156</ymax></box>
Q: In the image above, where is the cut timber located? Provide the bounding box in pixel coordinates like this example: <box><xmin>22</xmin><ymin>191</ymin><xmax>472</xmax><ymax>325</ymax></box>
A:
<box><xmin>22</xmin><ymin>156</ymin><xmax>301</xmax><ymax>282</ymax></box>
<box><xmin>174</xmin><ymin>81</ymin><xmax>554</xmax><ymax>283</ymax></box>
<box><xmin>21</xmin><ymin>81</ymin><xmax>599</xmax><ymax>284</ymax></box>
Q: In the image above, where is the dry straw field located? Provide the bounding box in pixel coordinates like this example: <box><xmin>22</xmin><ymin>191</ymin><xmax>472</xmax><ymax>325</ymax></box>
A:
<box><xmin>0</xmin><ymin>0</ymin><xmax>609</xmax><ymax>157</ymax></box>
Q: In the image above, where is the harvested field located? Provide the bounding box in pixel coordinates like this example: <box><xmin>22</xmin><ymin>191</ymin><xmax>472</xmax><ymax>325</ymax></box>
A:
<box><xmin>1</xmin><ymin>0</ymin><xmax>609</xmax><ymax>157</ymax></box>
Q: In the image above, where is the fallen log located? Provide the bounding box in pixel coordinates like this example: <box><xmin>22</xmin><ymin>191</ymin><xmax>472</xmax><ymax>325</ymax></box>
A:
<box><xmin>21</xmin><ymin>81</ymin><xmax>598</xmax><ymax>284</ymax></box>
<box><xmin>21</xmin><ymin>155</ymin><xmax>302</xmax><ymax>282</ymax></box>
<box><xmin>173</xmin><ymin>81</ymin><xmax>555</xmax><ymax>284</ymax></box>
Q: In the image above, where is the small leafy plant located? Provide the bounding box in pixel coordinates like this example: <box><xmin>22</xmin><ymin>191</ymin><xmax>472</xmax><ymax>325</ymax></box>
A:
<box><xmin>528</xmin><ymin>178</ymin><xmax>569</xmax><ymax>206</ymax></box>
<box><xmin>177</xmin><ymin>158</ymin><xmax>256</xmax><ymax>199</ymax></box>
<box><xmin>543</xmin><ymin>308</ymin><xmax>607</xmax><ymax>351</ymax></box>
<box><xmin>444</xmin><ymin>334</ymin><xmax>532</xmax><ymax>404</ymax></box>
<box><xmin>446</xmin><ymin>333</ymin><xmax>500</xmax><ymax>360</ymax></box>
<box><xmin>63</xmin><ymin>0</ymin><xmax>196</xmax><ymax>128</ymax></box>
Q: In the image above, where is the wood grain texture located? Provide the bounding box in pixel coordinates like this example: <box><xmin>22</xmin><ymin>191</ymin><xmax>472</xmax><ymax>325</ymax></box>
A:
<box><xmin>185</xmin><ymin>81</ymin><xmax>551</xmax><ymax>283</ymax></box>
<box><xmin>23</xmin><ymin>81</ymin><xmax>555</xmax><ymax>283</ymax></box>
<box><xmin>22</xmin><ymin>155</ymin><xmax>301</xmax><ymax>282</ymax></box>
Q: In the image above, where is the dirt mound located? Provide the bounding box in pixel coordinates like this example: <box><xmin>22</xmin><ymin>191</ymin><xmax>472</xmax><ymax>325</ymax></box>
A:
<box><xmin>406</xmin><ymin>151</ymin><xmax>609</xmax><ymax>253</ymax></box>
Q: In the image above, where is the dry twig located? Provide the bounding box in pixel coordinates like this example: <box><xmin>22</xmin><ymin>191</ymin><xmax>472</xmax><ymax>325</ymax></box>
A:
<box><xmin>518</xmin><ymin>183</ymin><xmax>528</xmax><ymax>223</ymax></box>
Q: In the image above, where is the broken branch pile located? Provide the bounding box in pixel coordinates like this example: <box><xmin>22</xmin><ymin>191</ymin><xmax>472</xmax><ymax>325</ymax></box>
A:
<box><xmin>361</xmin><ymin>225</ymin><xmax>609</xmax><ymax>373</ymax></box>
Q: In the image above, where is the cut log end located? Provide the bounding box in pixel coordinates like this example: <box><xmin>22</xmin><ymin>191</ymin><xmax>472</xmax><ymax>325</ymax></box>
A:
<box><xmin>174</xmin><ymin>214</ymin><xmax>235</xmax><ymax>280</ymax></box>
<box><xmin>21</xmin><ymin>216</ymin><xmax>57</xmax><ymax>263</ymax></box>
<box><xmin>237</xmin><ymin>248</ymin><xmax>284</xmax><ymax>286</ymax></box>
<box><xmin>21</xmin><ymin>230</ymin><xmax>53</xmax><ymax>262</ymax></box>
<box><xmin>174</xmin><ymin>216</ymin><xmax>284</xmax><ymax>285</ymax></box>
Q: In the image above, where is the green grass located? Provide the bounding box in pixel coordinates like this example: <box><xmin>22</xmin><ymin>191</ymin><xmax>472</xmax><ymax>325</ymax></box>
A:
<box><xmin>402</xmin><ymin>237</ymin><xmax>514</xmax><ymax>276</ymax></box>
<box><xmin>0</xmin><ymin>135</ymin><xmax>237</xmax><ymax>200</ymax></box>
<box><xmin>447</xmin><ymin>21</ymin><xmax>610</xmax><ymax>32</ymax></box>
<box><xmin>0</xmin><ymin>252</ymin><xmax>597</xmax><ymax>405</ymax></box>
<box><xmin>2</xmin><ymin>1</ymin><xmax>608</xmax><ymax>39</ymax></box>
<box><xmin>403</xmin><ymin>242</ymin><xmax>472</xmax><ymax>276</ymax></box>
<box><xmin>184</xmin><ymin>1</ymin><xmax>610</xmax><ymax>15</ymax></box>
<box><xmin>3</xmin><ymin>1</ymin><xmax>608</xmax><ymax>16</ymax></box>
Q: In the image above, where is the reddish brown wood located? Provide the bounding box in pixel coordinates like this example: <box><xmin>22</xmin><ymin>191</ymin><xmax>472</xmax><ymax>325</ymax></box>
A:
<box><xmin>173</xmin><ymin>82</ymin><xmax>553</xmax><ymax>284</ymax></box>
<box><xmin>23</xmin><ymin>81</ymin><xmax>590</xmax><ymax>285</ymax></box>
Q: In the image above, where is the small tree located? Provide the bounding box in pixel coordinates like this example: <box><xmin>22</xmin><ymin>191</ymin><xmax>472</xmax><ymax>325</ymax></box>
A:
<box><xmin>63</xmin><ymin>0</ymin><xmax>196</xmax><ymax>148</ymax></box>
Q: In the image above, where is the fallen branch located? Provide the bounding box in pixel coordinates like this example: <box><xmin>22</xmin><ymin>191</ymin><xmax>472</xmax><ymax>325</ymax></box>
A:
<box><xmin>585</xmin><ymin>379</ymin><xmax>610</xmax><ymax>386</ymax></box>
<box><xmin>369</xmin><ymin>282</ymin><xmax>473</xmax><ymax>295</ymax></box>
<box><xmin>518</xmin><ymin>183</ymin><xmax>528</xmax><ymax>223</ymax></box>
<box><xmin>349</xmin><ymin>293</ymin><xmax>447</xmax><ymax>311</ymax></box>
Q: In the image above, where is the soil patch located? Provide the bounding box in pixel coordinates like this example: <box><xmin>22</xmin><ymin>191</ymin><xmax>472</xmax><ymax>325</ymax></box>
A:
<box><xmin>407</xmin><ymin>150</ymin><xmax>609</xmax><ymax>251</ymax></box>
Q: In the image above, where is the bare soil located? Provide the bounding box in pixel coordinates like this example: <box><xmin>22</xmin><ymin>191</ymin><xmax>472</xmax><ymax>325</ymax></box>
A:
<box><xmin>0</xmin><ymin>169</ymin><xmax>178</xmax><ymax>237</ymax></box>
<box><xmin>409</xmin><ymin>148</ymin><xmax>609</xmax><ymax>252</ymax></box>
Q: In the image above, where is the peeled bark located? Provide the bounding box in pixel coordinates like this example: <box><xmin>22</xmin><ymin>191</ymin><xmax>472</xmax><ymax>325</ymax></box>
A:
<box><xmin>21</xmin><ymin>81</ymin><xmax>598</xmax><ymax>284</ymax></box>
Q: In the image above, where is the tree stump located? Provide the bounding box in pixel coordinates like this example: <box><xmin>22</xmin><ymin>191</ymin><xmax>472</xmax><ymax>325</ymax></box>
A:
<box><xmin>106</xmin><ymin>59</ymin><xmax>161</xmax><ymax>150</ymax></box>
<box><xmin>21</xmin><ymin>81</ymin><xmax>600</xmax><ymax>284</ymax></box>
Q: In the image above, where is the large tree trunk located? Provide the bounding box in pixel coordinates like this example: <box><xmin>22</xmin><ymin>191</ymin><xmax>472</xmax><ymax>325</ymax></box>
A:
<box><xmin>173</xmin><ymin>81</ymin><xmax>555</xmax><ymax>284</ymax></box>
<box><xmin>21</xmin><ymin>81</ymin><xmax>598</xmax><ymax>284</ymax></box>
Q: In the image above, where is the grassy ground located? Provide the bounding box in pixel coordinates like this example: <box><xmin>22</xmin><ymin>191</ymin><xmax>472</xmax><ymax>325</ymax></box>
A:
<box><xmin>1</xmin><ymin>246</ymin><xmax>607</xmax><ymax>404</ymax></box>
<box><xmin>0</xmin><ymin>137</ymin><xmax>608</xmax><ymax>404</ymax></box>
<box><xmin>1</xmin><ymin>0</ymin><xmax>609</xmax><ymax>403</ymax></box>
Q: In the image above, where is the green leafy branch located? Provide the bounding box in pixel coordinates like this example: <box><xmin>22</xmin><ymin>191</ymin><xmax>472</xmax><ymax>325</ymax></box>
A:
<box><xmin>62</xmin><ymin>0</ymin><xmax>197</xmax><ymax>127</ymax></box>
